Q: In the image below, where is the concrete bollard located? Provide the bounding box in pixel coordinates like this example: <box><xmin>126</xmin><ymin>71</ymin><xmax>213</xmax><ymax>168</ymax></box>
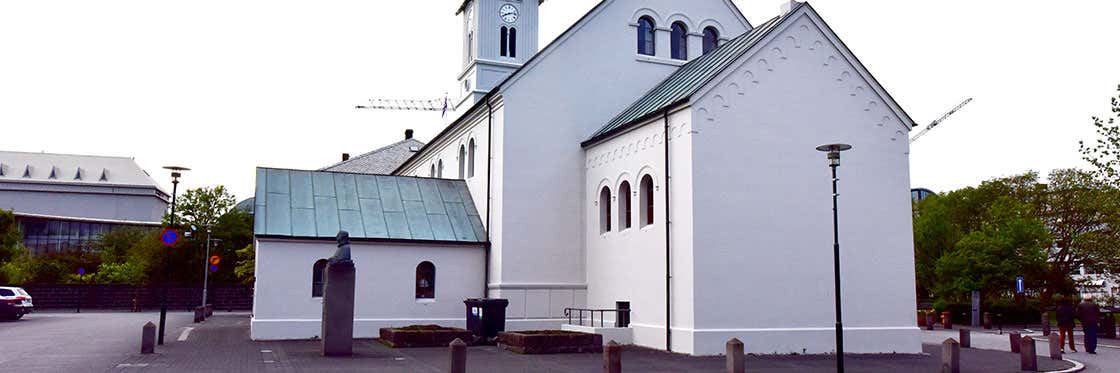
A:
<box><xmin>1041</xmin><ymin>312</ymin><xmax>1050</xmax><ymax>336</ymax></box>
<box><xmin>1020</xmin><ymin>336</ymin><xmax>1037</xmax><ymax>371</ymax></box>
<box><xmin>942</xmin><ymin>311</ymin><xmax>953</xmax><ymax>329</ymax></box>
<box><xmin>1009</xmin><ymin>331</ymin><xmax>1021</xmax><ymax>353</ymax></box>
<box><xmin>958</xmin><ymin>328</ymin><xmax>970</xmax><ymax>348</ymax></box>
<box><xmin>726</xmin><ymin>338</ymin><xmax>745</xmax><ymax>373</ymax></box>
<box><xmin>449</xmin><ymin>338</ymin><xmax>466</xmax><ymax>373</ymax></box>
<box><xmin>1048</xmin><ymin>333</ymin><xmax>1062</xmax><ymax>360</ymax></box>
<box><xmin>205</xmin><ymin>304</ymin><xmax>213</xmax><ymax>318</ymax></box>
<box><xmin>141</xmin><ymin>322</ymin><xmax>156</xmax><ymax>354</ymax></box>
<box><xmin>603</xmin><ymin>340</ymin><xmax>621</xmax><ymax>373</ymax></box>
<box><xmin>941</xmin><ymin>338</ymin><xmax>960</xmax><ymax>373</ymax></box>
<box><xmin>193</xmin><ymin>306</ymin><xmax>203</xmax><ymax>323</ymax></box>
<box><xmin>983</xmin><ymin>312</ymin><xmax>992</xmax><ymax>329</ymax></box>
<box><xmin>926</xmin><ymin>312</ymin><xmax>936</xmax><ymax>331</ymax></box>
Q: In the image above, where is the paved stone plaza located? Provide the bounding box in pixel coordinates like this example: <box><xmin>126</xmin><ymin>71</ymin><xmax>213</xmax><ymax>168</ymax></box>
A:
<box><xmin>3</xmin><ymin>311</ymin><xmax>1110</xmax><ymax>372</ymax></box>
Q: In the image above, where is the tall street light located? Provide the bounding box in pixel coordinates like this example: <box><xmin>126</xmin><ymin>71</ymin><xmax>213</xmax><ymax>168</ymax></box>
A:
<box><xmin>159</xmin><ymin>166</ymin><xmax>190</xmax><ymax>345</ymax></box>
<box><xmin>201</xmin><ymin>227</ymin><xmax>220</xmax><ymax>308</ymax></box>
<box><xmin>815</xmin><ymin>143</ymin><xmax>851</xmax><ymax>373</ymax></box>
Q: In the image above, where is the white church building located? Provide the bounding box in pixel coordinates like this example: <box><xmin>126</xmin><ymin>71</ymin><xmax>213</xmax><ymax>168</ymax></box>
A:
<box><xmin>252</xmin><ymin>0</ymin><xmax>921</xmax><ymax>355</ymax></box>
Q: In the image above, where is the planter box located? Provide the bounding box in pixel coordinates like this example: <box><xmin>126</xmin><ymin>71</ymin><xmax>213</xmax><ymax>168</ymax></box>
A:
<box><xmin>379</xmin><ymin>325</ymin><xmax>475</xmax><ymax>348</ymax></box>
<box><xmin>498</xmin><ymin>330</ymin><xmax>603</xmax><ymax>354</ymax></box>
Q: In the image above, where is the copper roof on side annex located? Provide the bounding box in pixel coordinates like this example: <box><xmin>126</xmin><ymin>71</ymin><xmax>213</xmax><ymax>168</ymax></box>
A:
<box><xmin>254</xmin><ymin>168</ymin><xmax>486</xmax><ymax>243</ymax></box>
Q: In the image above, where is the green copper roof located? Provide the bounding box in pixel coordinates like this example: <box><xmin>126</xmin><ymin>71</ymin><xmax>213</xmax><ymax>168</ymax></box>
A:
<box><xmin>585</xmin><ymin>12</ymin><xmax>790</xmax><ymax>145</ymax></box>
<box><xmin>253</xmin><ymin>168</ymin><xmax>486</xmax><ymax>243</ymax></box>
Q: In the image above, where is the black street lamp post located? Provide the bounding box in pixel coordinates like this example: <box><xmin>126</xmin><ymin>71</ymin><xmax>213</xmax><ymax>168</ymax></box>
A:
<box><xmin>816</xmin><ymin>143</ymin><xmax>851</xmax><ymax>373</ymax></box>
<box><xmin>159</xmin><ymin>166</ymin><xmax>189</xmax><ymax>345</ymax></box>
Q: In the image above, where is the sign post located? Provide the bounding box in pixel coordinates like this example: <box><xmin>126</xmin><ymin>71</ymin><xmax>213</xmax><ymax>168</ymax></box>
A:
<box><xmin>1015</xmin><ymin>276</ymin><xmax>1026</xmax><ymax>329</ymax></box>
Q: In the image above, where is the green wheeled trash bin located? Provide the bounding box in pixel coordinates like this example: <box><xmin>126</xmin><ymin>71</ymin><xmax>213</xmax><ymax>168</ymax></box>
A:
<box><xmin>464</xmin><ymin>298</ymin><xmax>509</xmax><ymax>344</ymax></box>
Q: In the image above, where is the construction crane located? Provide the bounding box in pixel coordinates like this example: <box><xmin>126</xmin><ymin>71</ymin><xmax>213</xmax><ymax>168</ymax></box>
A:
<box><xmin>909</xmin><ymin>98</ymin><xmax>972</xmax><ymax>144</ymax></box>
<box><xmin>355</xmin><ymin>97</ymin><xmax>450</xmax><ymax>112</ymax></box>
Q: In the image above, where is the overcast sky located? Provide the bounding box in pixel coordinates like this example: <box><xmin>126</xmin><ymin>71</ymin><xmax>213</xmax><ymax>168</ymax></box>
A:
<box><xmin>2</xmin><ymin>1</ymin><xmax>1119</xmax><ymax>200</ymax></box>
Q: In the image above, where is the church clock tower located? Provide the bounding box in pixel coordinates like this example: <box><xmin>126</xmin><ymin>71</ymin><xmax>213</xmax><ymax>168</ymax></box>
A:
<box><xmin>456</xmin><ymin>0</ymin><xmax>541</xmax><ymax>110</ymax></box>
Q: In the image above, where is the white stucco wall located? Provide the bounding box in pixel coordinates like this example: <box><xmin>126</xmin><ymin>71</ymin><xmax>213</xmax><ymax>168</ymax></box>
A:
<box><xmin>491</xmin><ymin>0</ymin><xmax>749</xmax><ymax>326</ymax></box>
<box><xmin>681</xmin><ymin>7</ymin><xmax>920</xmax><ymax>355</ymax></box>
<box><xmin>583</xmin><ymin>107</ymin><xmax>695</xmax><ymax>351</ymax></box>
<box><xmin>251</xmin><ymin>238</ymin><xmax>485</xmax><ymax>340</ymax></box>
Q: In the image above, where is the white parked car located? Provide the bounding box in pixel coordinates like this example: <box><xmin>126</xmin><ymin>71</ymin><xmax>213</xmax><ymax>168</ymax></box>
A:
<box><xmin>0</xmin><ymin>286</ymin><xmax>33</xmax><ymax>320</ymax></box>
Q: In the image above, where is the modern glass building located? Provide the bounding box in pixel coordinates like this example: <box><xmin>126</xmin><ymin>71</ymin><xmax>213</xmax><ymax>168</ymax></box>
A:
<box><xmin>0</xmin><ymin>151</ymin><xmax>169</xmax><ymax>255</ymax></box>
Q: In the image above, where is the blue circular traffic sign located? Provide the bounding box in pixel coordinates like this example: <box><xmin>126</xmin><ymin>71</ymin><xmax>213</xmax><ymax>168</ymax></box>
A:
<box><xmin>209</xmin><ymin>264</ymin><xmax>218</xmax><ymax>272</ymax></box>
<box><xmin>160</xmin><ymin>229</ymin><xmax>180</xmax><ymax>247</ymax></box>
<box><xmin>77</xmin><ymin>267</ymin><xmax>85</xmax><ymax>275</ymax></box>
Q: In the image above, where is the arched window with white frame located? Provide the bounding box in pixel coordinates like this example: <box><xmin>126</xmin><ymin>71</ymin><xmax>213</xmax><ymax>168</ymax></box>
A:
<box><xmin>702</xmin><ymin>27</ymin><xmax>720</xmax><ymax>55</ymax></box>
<box><xmin>467</xmin><ymin>139</ymin><xmax>477</xmax><ymax>178</ymax></box>
<box><xmin>458</xmin><ymin>145</ymin><xmax>466</xmax><ymax>179</ymax></box>
<box><xmin>671</xmin><ymin>22</ymin><xmax>688</xmax><ymax>60</ymax></box>
<box><xmin>640</xmin><ymin>175</ymin><xmax>655</xmax><ymax>227</ymax></box>
<box><xmin>637</xmin><ymin>16</ymin><xmax>656</xmax><ymax>56</ymax></box>
<box><xmin>312</xmin><ymin>259</ymin><xmax>327</xmax><ymax>297</ymax></box>
<box><xmin>619</xmin><ymin>181</ymin><xmax>632</xmax><ymax>230</ymax></box>
<box><xmin>599</xmin><ymin>186</ymin><xmax>612</xmax><ymax>234</ymax></box>
<box><xmin>415</xmin><ymin>261</ymin><xmax>435</xmax><ymax>299</ymax></box>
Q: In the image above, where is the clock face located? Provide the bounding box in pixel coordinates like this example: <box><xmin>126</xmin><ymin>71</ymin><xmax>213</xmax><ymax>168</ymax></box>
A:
<box><xmin>499</xmin><ymin>4</ymin><xmax>519</xmax><ymax>23</ymax></box>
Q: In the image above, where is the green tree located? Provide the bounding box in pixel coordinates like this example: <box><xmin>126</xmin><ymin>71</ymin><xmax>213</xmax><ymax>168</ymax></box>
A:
<box><xmin>1037</xmin><ymin>168</ymin><xmax>1120</xmax><ymax>290</ymax></box>
<box><xmin>168</xmin><ymin>186</ymin><xmax>237</xmax><ymax>229</ymax></box>
<box><xmin>0</xmin><ymin>209</ymin><xmax>22</xmax><ymax>264</ymax></box>
<box><xmin>931</xmin><ymin>196</ymin><xmax>1050</xmax><ymax>301</ymax></box>
<box><xmin>1079</xmin><ymin>84</ymin><xmax>1120</xmax><ymax>184</ymax></box>
<box><xmin>234</xmin><ymin>244</ymin><xmax>254</xmax><ymax>284</ymax></box>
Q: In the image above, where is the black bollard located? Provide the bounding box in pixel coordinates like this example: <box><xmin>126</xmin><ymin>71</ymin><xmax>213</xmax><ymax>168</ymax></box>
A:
<box><xmin>141</xmin><ymin>322</ymin><xmax>156</xmax><ymax>354</ymax></box>
<box><xmin>726</xmin><ymin>338</ymin><xmax>745</xmax><ymax>373</ymax></box>
<box><xmin>449</xmin><ymin>338</ymin><xmax>466</xmax><ymax>373</ymax></box>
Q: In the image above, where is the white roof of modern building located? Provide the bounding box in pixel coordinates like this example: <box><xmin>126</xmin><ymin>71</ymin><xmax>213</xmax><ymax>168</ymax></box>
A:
<box><xmin>320</xmin><ymin>135</ymin><xmax>425</xmax><ymax>175</ymax></box>
<box><xmin>0</xmin><ymin>150</ymin><xmax>165</xmax><ymax>192</ymax></box>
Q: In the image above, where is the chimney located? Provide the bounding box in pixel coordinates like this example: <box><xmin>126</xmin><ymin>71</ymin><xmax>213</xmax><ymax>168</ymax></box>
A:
<box><xmin>342</xmin><ymin>153</ymin><xmax>350</xmax><ymax>162</ymax></box>
<box><xmin>405</xmin><ymin>129</ymin><xmax>414</xmax><ymax>140</ymax></box>
<box><xmin>781</xmin><ymin>0</ymin><xmax>801</xmax><ymax>14</ymax></box>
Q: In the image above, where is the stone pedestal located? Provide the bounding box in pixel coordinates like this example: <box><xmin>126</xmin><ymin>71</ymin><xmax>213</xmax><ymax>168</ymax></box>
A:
<box><xmin>1009</xmin><ymin>331</ymin><xmax>1021</xmax><ymax>353</ymax></box>
<box><xmin>726</xmin><ymin>338</ymin><xmax>745</xmax><ymax>373</ymax></box>
<box><xmin>1048</xmin><ymin>333</ymin><xmax>1062</xmax><ymax>360</ymax></box>
<box><xmin>141</xmin><ymin>322</ymin><xmax>156</xmax><ymax>354</ymax></box>
<box><xmin>1041</xmin><ymin>312</ymin><xmax>1051</xmax><ymax>336</ymax></box>
<box><xmin>321</xmin><ymin>232</ymin><xmax>357</xmax><ymax>357</ymax></box>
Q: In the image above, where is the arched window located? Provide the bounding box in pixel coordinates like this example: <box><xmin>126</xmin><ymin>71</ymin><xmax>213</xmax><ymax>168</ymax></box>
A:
<box><xmin>500</xmin><ymin>26</ymin><xmax>508</xmax><ymax>57</ymax></box>
<box><xmin>640</xmin><ymin>175</ymin><xmax>654</xmax><ymax>227</ymax></box>
<box><xmin>430</xmin><ymin>164</ymin><xmax>436</xmax><ymax>178</ymax></box>
<box><xmin>619</xmin><ymin>181</ymin><xmax>632</xmax><ymax>230</ymax></box>
<box><xmin>599</xmin><ymin>186</ymin><xmax>612</xmax><ymax>234</ymax></box>
<box><xmin>416</xmin><ymin>261</ymin><xmax>435</xmax><ymax>299</ymax></box>
<box><xmin>508</xmin><ymin>27</ymin><xmax>517</xmax><ymax>58</ymax></box>
<box><xmin>671</xmin><ymin>22</ymin><xmax>688</xmax><ymax>60</ymax></box>
<box><xmin>437</xmin><ymin>160</ymin><xmax>444</xmax><ymax>178</ymax></box>
<box><xmin>467</xmin><ymin>139</ymin><xmax>477</xmax><ymax>178</ymax></box>
<box><xmin>637</xmin><ymin>17</ymin><xmax>656</xmax><ymax>56</ymax></box>
<box><xmin>702</xmin><ymin>27</ymin><xmax>720</xmax><ymax>55</ymax></box>
<box><xmin>467</xmin><ymin>31</ymin><xmax>474</xmax><ymax>61</ymax></box>
<box><xmin>458</xmin><ymin>145</ymin><xmax>466</xmax><ymax>179</ymax></box>
<box><xmin>312</xmin><ymin>259</ymin><xmax>327</xmax><ymax>297</ymax></box>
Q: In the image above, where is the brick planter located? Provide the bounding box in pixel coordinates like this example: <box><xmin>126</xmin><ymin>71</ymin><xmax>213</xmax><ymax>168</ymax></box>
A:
<box><xmin>498</xmin><ymin>330</ymin><xmax>603</xmax><ymax>354</ymax></box>
<box><xmin>378</xmin><ymin>325</ymin><xmax>476</xmax><ymax>348</ymax></box>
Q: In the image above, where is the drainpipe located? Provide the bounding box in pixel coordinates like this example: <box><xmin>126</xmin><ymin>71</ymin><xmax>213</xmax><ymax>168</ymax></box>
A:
<box><xmin>484</xmin><ymin>99</ymin><xmax>494</xmax><ymax>298</ymax></box>
<box><xmin>663</xmin><ymin>109</ymin><xmax>672</xmax><ymax>352</ymax></box>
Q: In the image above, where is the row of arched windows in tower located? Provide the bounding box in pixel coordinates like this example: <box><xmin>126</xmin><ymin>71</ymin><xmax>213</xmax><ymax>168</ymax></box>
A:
<box><xmin>637</xmin><ymin>16</ymin><xmax>720</xmax><ymax>60</ymax></box>
<box><xmin>599</xmin><ymin>174</ymin><xmax>656</xmax><ymax>234</ymax></box>
<box><xmin>500</xmin><ymin>26</ymin><xmax>517</xmax><ymax>58</ymax></box>
<box><xmin>429</xmin><ymin>139</ymin><xmax>478</xmax><ymax>179</ymax></box>
<box><xmin>312</xmin><ymin>260</ymin><xmax>436</xmax><ymax>299</ymax></box>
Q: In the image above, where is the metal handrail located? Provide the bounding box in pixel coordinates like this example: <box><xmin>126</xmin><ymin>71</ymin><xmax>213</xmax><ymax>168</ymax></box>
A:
<box><xmin>564</xmin><ymin>307</ymin><xmax>631</xmax><ymax>328</ymax></box>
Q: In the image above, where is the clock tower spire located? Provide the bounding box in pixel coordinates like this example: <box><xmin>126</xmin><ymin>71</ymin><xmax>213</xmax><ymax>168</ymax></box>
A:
<box><xmin>456</xmin><ymin>0</ymin><xmax>541</xmax><ymax>110</ymax></box>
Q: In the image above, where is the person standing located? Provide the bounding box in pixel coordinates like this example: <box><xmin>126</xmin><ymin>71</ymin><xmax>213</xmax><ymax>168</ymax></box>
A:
<box><xmin>1055</xmin><ymin>295</ymin><xmax>1077</xmax><ymax>353</ymax></box>
<box><xmin>1076</xmin><ymin>295</ymin><xmax>1101</xmax><ymax>354</ymax></box>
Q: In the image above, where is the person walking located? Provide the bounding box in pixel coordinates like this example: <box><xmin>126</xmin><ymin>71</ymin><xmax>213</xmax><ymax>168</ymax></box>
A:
<box><xmin>1055</xmin><ymin>295</ymin><xmax>1077</xmax><ymax>353</ymax></box>
<box><xmin>1076</xmin><ymin>295</ymin><xmax>1101</xmax><ymax>354</ymax></box>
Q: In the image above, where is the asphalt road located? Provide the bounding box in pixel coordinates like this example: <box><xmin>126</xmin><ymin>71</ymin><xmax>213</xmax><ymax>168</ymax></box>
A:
<box><xmin>0</xmin><ymin>310</ymin><xmax>192</xmax><ymax>373</ymax></box>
